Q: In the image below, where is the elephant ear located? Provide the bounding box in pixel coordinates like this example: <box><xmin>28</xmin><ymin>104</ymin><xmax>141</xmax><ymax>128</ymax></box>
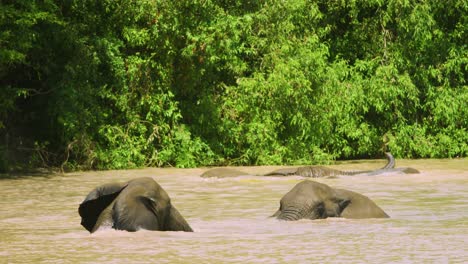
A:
<box><xmin>337</xmin><ymin>199</ymin><xmax>351</xmax><ymax>213</ymax></box>
<box><xmin>78</xmin><ymin>182</ymin><xmax>127</xmax><ymax>233</ymax></box>
<box><xmin>332</xmin><ymin>189</ymin><xmax>352</xmax><ymax>216</ymax></box>
<box><xmin>165</xmin><ymin>206</ymin><xmax>194</xmax><ymax>232</ymax></box>
<box><xmin>135</xmin><ymin>196</ymin><xmax>193</xmax><ymax>232</ymax></box>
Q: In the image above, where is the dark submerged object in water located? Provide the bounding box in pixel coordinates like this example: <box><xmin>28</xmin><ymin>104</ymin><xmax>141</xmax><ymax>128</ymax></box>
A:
<box><xmin>200</xmin><ymin>153</ymin><xmax>419</xmax><ymax>178</ymax></box>
<box><xmin>200</xmin><ymin>168</ymin><xmax>250</xmax><ymax>178</ymax></box>
<box><xmin>264</xmin><ymin>152</ymin><xmax>419</xmax><ymax>177</ymax></box>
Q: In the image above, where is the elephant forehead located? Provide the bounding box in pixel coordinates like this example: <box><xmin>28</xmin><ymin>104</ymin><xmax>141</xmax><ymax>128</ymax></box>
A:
<box><xmin>284</xmin><ymin>180</ymin><xmax>335</xmax><ymax>200</ymax></box>
<box><xmin>125</xmin><ymin>178</ymin><xmax>170</xmax><ymax>199</ymax></box>
<box><xmin>295</xmin><ymin>180</ymin><xmax>333</xmax><ymax>193</ymax></box>
<box><xmin>127</xmin><ymin>177</ymin><xmax>160</xmax><ymax>187</ymax></box>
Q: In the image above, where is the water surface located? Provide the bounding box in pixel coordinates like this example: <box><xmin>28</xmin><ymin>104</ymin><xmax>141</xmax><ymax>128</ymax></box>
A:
<box><xmin>1</xmin><ymin>159</ymin><xmax>467</xmax><ymax>263</ymax></box>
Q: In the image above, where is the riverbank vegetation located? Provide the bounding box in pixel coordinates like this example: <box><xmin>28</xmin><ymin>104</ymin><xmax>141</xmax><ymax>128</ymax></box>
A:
<box><xmin>1</xmin><ymin>0</ymin><xmax>466</xmax><ymax>172</ymax></box>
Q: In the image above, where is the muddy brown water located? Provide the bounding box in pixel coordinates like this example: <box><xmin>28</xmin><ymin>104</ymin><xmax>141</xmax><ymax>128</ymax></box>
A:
<box><xmin>1</xmin><ymin>159</ymin><xmax>467</xmax><ymax>263</ymax></box>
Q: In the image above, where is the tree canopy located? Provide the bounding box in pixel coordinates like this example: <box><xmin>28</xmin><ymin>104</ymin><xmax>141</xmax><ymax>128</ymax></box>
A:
<box><xmin>1</xmin><ymin>0</ymin><xmax>466</xmax><ymax>171</ymax></box>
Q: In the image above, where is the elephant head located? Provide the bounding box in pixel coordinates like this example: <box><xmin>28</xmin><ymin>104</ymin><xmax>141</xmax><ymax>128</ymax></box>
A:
<box><xmin>78</xmin><ymin>177</ymin><xmax>193</xmax><ymax>233</ymax></box>
<box><xmin>272</xmin><ymin>180</ymin><xmax>389</xmax><ymax>220</ymax></box>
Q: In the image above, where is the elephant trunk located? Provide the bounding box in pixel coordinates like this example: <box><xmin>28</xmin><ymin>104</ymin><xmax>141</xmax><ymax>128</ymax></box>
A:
<box><xmin>382</xmin><ymin>152</ymin><xmax>395</xmax><ymax>169</ymax></box>
<box><xmin>276</xmin><ymin>207</ymin><xmax>303</xmax><ymax>221</ymax></box>
<box><xmin>341</xmin><ymin>152</ymin><xmax>396</xmax><ymax>175</ymax></box>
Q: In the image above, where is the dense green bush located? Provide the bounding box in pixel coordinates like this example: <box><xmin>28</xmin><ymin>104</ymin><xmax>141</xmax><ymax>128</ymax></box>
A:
<box><xmin>1</xmin><ymin>0</ymin><xmax>466</xmax><ymax>172</ymax></box>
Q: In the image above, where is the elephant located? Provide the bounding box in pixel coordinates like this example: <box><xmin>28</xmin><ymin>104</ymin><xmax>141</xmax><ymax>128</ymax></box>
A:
<box><xmin>78</xmin><ymin>177</ymin><xmax>193</xmax><ymax>233</ymax></box>
<box><xmin>200</xmin><ymin>167</ymin><xmax>249</xmax><ymax>178</ymax></box>
<box><xmin>272</xmin><ymin>180</ymin><xmax>389</xmax><ymax>220</ymax></box>
<box><xmin>263</xmin><ymin>153</ymin><xmax>395</xmax><ymax>177</ymax></box>
<box><xmin>201</xmin><ymin>152</ymin><xmax>419</xmax><ymax>178</ymax></box>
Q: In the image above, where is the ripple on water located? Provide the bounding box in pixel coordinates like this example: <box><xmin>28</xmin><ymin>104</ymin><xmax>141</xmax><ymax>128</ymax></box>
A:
<box><xmin>0</xmin><ymin>159</ymin><xmax>467</xmax><ymax>263</ymax></box>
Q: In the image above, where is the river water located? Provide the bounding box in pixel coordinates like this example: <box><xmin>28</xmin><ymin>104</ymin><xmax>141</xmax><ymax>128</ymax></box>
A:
<box><xmin>1</xmin><ymin>158</ymin><xmax>467</xmax><ymax>263</ymax></box>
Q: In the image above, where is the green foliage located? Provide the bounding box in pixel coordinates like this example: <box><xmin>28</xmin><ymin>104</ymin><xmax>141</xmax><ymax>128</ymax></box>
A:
<box><xmin>1</xmin><ymin>0</ymin><xmax>466</xmax><ymax>172</ymax></box>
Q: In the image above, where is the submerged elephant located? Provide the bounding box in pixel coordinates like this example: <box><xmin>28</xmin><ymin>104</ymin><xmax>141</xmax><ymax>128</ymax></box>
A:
<box><xmin>78</xmin><ymin>177</ymin><xmax>193</xmax><ymax>233</ymax></box>
<box><xmin>272</xmin><ymin>180</ymin><xmax>389</xmax><ymax>220</ymax></box>
<box><xmin>200</xmin><ymin>167</ymin><xmax>249</xmax><ymax>178</ymax></box>
<box><xmin>201</xmin><ymin>152</ymin><xmax>419</xmax><ymax>178</ymax></box>
<box><xmin>264</xmin><ymin>153</ymin><xmax>395</xmax><ymax>177</ymax></box>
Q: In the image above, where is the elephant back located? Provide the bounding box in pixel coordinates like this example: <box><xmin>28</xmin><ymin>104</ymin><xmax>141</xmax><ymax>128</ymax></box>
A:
<box><xmin>201</xmin><ymin>168</ymin><xmax>249</xmax><ymax>178</ymax></box>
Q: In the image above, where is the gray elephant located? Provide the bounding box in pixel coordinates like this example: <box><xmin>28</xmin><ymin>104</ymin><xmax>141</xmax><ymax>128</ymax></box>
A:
<box><xmin>272</xmin><ymin>180</ymin><xmax>389</xmax><ymax>220</ymax></box>
<box><xmin>201</xmin><ymin>152</ymin><xmax>419</xmax><ymax>178</ymax></box>
<box><xmin>264</xmin><ymin>152</ymin><xmax>419</xmax><ymax>177</ymax></box>
<box><xmin>78</xmin><ymin>177</ymin><xmax>193</xmax><ymax>233</ymax></box>
<box><xmin>200</xmin><ymin>167</ymin><xmax>249</xmax><ymax>178</ymax></box>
